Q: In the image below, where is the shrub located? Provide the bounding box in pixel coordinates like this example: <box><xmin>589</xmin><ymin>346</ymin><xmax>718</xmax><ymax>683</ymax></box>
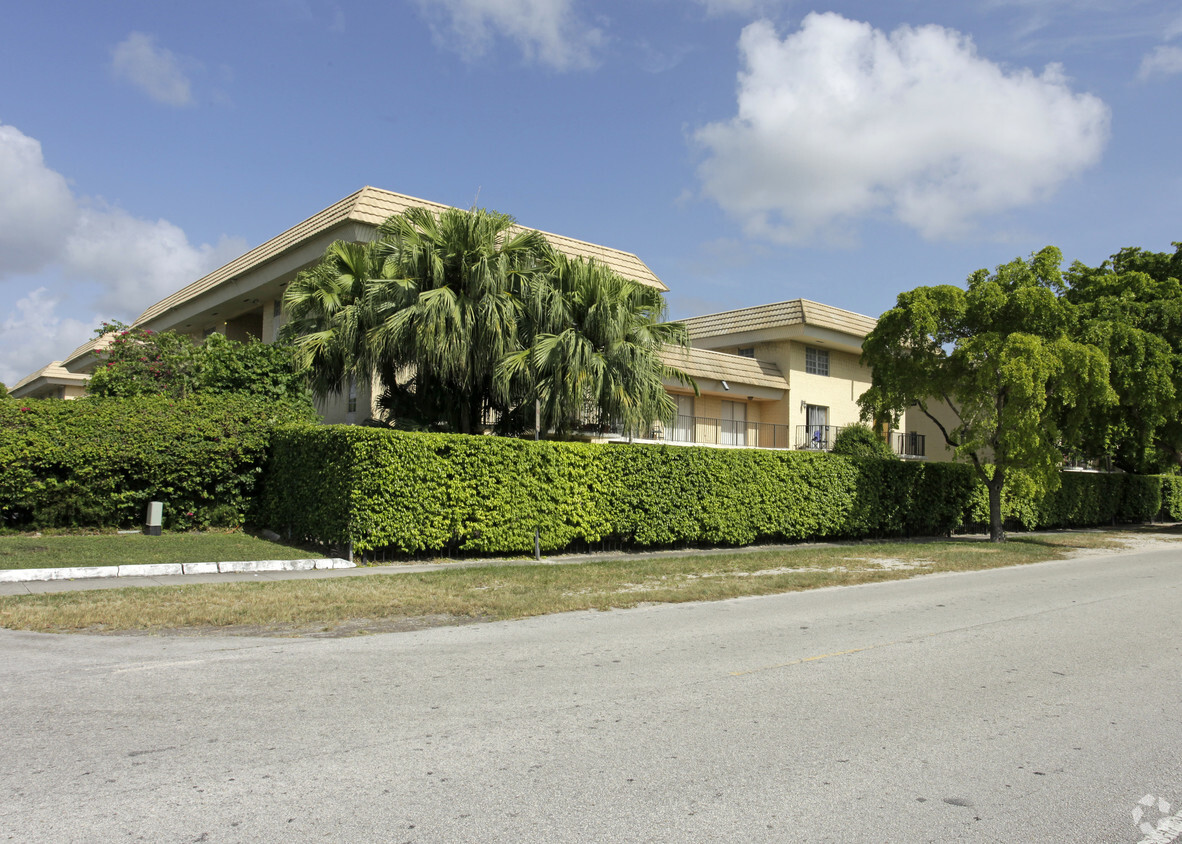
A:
<box><xmin>966</xmin><ymin>469</ymin><xmax>1161</xmax><ymax>531</ymax></box>
<box><xmin>255</xmin><ymin>428</ymin><xmax>980</xmax><ymax>555</ymax></box>
<box><xmin>831</xmin><ymin>424</ymin><xmax>896</xmax><ymax>459</ymax></box>
<box><xmin>0</xmin><ymin>395</ymin><xmax>315</xmax><ymax>530</ymax></box>
<box><xmin>1159</xmin><ymin>475</ymin><xmax>1182</xmax><ymax>521</ymax></box>
<box><xmin>87</xmin><ymin>322</ymin><xmax>312</xmax><ymax>406</ymax></box>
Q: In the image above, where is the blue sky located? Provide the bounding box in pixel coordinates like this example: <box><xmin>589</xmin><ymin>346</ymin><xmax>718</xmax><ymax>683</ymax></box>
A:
<box><xmin>1</xmin><ymin>0</ymin><xmax>1179</xmax><ymax>385</ymax></box>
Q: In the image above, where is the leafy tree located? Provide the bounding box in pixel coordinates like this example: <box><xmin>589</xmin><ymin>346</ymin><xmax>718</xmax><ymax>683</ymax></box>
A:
<box><xmin>831</xmin><ymin>423</ymin><xmax>896</xmax><ymax>459</ymax></box>
<box><xmin>87</xmin><ymin>322</ymin><xmax>199</xmax><ymax>397</ymax></box>
<box><xmin>0</xmin><ymin>381</ymin><xmax>9</xmax><ymax>400</ymax></box>
<box><xmin>87</xmin><ymin>321</ymin><xmax>311</xmax><ymax>407</ymax></box>
<box><xmin>283</xmin><ymin>206</ymin><xmax>692</xmax><ymax>436</ymax></box>
<box><xmin>859</xmin><ymin>247</ymin><xmax>1114</xmax><ymax>541</ymax></box>
<box><xmin>1064</xmin><ymin>242</ymin><xmax>1182</xmax><ymax>472</ymax></box>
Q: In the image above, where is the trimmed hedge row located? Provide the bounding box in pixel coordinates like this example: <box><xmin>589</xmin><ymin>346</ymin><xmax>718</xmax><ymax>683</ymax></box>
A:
<box><xmin>1160</xmin><ymin>476</ymin><xmax>1182</xmax><ymax>521</ymax></box>
<box><xmin>0</xmin><ymin>396</ymin><xmax>314</xmax><ymax>530</ymax></box>
<box><xmin>255</xmin><ymin>427</ymin><xmax>981</xmax><ymax>555</ymax></box>
<box><xmin>967</xmin><ymin>470</ymin><xmax>1163</xmax><ymax>531</ymax></box>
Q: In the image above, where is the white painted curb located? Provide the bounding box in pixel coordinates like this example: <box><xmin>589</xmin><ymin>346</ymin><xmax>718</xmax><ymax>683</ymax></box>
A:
<box><xmin>0</xmin><ymin>559</ymin><xmax>354</xmax><ymax>584</ymax></box>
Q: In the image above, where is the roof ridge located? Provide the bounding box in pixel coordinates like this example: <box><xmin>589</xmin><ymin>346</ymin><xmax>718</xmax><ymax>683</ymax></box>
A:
<box><xmin>797</xmin><ymin>298</ymin><xmax>876</xmax><ymax>321</ymax></box>
<box><xmin>680</xmin><ymin>298</ymin><xmax>804</xmax><ymax>323</ymax></box>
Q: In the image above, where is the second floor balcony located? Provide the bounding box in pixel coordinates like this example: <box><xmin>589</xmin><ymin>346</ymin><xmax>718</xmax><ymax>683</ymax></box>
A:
<box><xmin>639</xmin><ymin>416</ymin><xmax>925</xmax><ymax>458</ymax></box>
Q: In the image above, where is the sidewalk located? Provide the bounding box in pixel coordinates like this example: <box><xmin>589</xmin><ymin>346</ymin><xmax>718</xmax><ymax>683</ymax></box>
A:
<box><xmin>0</xmin><ymin>540</ymin><xmax>844</xmax><ymax>596</ymax></box>
<box><xmin>4</xmin><ymin>526</ymin><xmax>1165</xmax><ymax>597</ymax></box>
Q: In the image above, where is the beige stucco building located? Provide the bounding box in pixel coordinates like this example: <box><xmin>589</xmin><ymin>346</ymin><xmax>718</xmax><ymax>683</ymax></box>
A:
<box><xmin>648</xmin><ymin>300</ymin><xmax>924</xmax><ymax>457</ymax></box>
<box><xmin>9</xmin><ymin>361</ymin><xmax>89</xmax><ymax>401</ymax></box>
<box><xmin>14</xmin><ymin>187</ymin><xmax>666</xmax><ymax>424</ymax></box>
<box><xmin>10</xmin><ymin>186</ymin><xmax>925</xmax><ymax>457</ymax></box>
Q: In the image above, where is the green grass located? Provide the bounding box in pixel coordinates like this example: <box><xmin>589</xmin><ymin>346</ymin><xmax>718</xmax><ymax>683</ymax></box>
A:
<box><xmin>0</xmin><ymin>530</ymin><xmax>1164</xmax><ymax>635</ymax></box>
<box><xmin>0</xmin><ymin>531</ymin><xmax>327</xmax><ymax>570</ymax></box>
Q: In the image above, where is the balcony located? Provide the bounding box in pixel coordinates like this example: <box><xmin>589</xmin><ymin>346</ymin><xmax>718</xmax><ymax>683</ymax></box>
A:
<box><xmin>795</xmin><ymin>425</ymin><xmax>926</xmax><ymax>458</ymax></box>
<box><xmin>657</xmin><ymin>415</ymin><xmax>793</xmax><ymax>449</ymax></box>
<box><xmin>890</xmin><ymin>431</ymin><xmax>927</xmax><ymax>458</ymax></box>
<box><xmin>640</xmin><ymin>416</ymin><xmax>925</xmax><ymax>457</ymax></box>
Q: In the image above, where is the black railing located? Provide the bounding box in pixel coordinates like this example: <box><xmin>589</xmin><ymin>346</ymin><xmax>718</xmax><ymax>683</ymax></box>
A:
<box><xmin>630</xmin><ymin>416</ymin><xmax>927</xmax><ymax>457</ymax></box>
<box><xmin>795</xmin><ymin>425</ymin><xmax>843</xmax><ymax>450</ymax></box>
<box><xmin>796</xmin><ymin>425</ymin><xmax>926</xmax><ymax>457</ymax></box>
<box><xmin>653</xmin><ymin>415</ymin><xmax>793</xmax><ymax>449</ymax></box>
<box><xmin>890</xmin><ymin>431</ymin><xmax>926</xmax><ymax>458</ymax></box>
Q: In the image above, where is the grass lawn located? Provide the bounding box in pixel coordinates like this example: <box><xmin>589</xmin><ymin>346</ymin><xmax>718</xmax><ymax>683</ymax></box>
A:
<box><xmin>0</xmin><ymin>531</ymin><xmax>326</xmax><ymax>570</ymax></box>
<box><xmin>0</xmin><ymin>530</ymin><xmax>1165</xmax><ymax>636</ymax></box>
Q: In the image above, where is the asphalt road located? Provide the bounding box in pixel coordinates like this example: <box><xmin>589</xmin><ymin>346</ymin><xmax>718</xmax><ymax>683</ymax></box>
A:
<box><xmin>2</xmin><ymin>545</ymin><xmax>1180</xmax><ymax>843</ymax></box>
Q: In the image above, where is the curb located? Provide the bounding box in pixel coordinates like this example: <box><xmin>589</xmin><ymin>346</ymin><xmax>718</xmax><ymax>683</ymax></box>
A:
<box><xmin>0</xmin><ymin>558</ymin><xmax>355</xmax><ymax>584</ymax></box>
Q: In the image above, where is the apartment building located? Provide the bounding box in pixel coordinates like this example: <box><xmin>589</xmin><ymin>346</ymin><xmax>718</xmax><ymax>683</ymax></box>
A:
<box><xmin>10</xmin><ymin>186</ymin><xmax>924</xmax><ymax>456</ymax></box>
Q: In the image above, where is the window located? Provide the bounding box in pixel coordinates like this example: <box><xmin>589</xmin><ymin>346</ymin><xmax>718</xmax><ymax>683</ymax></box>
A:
<box><xmin>272</xmin><ymin>299</ymin><xmax>282</xmax><ymax>341</ymax></box>
<box><xmin>721</xmin><ymin>400</ymin><xmax>747</xmax><ymax>447</ymax></box>
<box><xmin>805</xmin><ymin>404</ymin><xmax>829</xmax><ymax>449</ymax></box>
<box><xmin>672</xmin><ymin>394</ymin><xmax>694</xmax><ymax>443</ymax></box>
<box><xmin>346</xmin><ymin>377</ymin><xmax>358</xmax><ymax>420</ymax></box>
<box><xmin>737</xmin><ymin>347</ymin><xmax>755</xmax><ymax>358</ymax></box>
<box><xmin>805</xmin><ymin>346</ymin><xmax>829</xmax><ymax>376</ymax></box>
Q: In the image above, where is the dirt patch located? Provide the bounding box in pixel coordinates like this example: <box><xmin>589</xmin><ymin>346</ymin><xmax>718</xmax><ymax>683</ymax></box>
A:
<box><xmin>1067</xmin><ymin>534</ymin><xmax>1182</xmax><ymax>557</ymax></box>
<box><xmin>88</xmin><ymin>613</ymin><xmax>495</xmax><ymax>638</ymax></box>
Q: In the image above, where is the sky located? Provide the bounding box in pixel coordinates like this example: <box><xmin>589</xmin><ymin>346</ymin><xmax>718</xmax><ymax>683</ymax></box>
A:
<box><xmin>1</xmin><ymin>0</ymin><xmax>1180</xmax><ymax>386</ymax></box>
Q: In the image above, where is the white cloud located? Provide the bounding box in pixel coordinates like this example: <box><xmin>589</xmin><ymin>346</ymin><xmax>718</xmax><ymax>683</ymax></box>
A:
<box><xmin>65</xmin><ymin>203</ymin><xmax>246</xmax><ymax>314</ymax></box>
<box><xmin>0</xmin><ymin>289</ymin><xmax>93</xmax><ymax>387</ymax></box>
<box><xmin>0</xmin><ymin>120</ymin><xmax>243</xmax><ymax>383</ymax></box>
<box><xmin>413</xmin><ymin>0</ymin><xmax>604</xmax><ymax>70</ymax></box>
<box><xmin>694</xmin><ymin>13</ymin><xmax>1111</xmax><ymax>242</ymax></box>
<box><xmin>1139</xmin><ymin>45</ymin><xmax>1182</xmax><ymax>79</ymax></box>
<box><xmin>0</xmin><ymin>125</ymin><xmax>78</xmax><ymax>275</ymax></box>
<box><xmin>110</xmin><ymin>32</ymin><xmax>194</xmax><ymax>106</ymax></box>
<box><xmin>692</xmin><ymin>0</ymin><xmax>785</xmax><ymax>16</ymax></box>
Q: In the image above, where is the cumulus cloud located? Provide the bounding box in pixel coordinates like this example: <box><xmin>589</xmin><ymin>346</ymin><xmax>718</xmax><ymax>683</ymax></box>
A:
<box><xmin>1139</xmin><ymin>45</ymin><xmax>1182</xmax><ymax>79</ymax></box>
<box><xmin>0</xmin><ymin>125</ymin><xmax>78</xmax><ymax>275</ymax></box>
<box><xmin>694</xmin><ymin>13</ymin><xmax>1111</xmax><ymax>242</ymax></box>
<box><xmin>110</xmin><ymin>32</ymin><xmax>194</xmax><ymax>106</ymax></box>
<box><xmin>0</xmin><ymin>121</ymin><xmax>242</xmax><ymax>384</ymax></box>
<box><xmin>0</xmin><ymin>289</ymin><xmax>94</xmax><ymax>387</ymax></box>
<box><xmin>413</xmin><ymin>0</ymin><xmax>604</xmax><ymax>70</ymax></box>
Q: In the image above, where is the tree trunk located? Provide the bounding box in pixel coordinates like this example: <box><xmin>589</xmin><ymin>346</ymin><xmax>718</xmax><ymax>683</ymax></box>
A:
<box><xmin>987</xmin><ymin>474</ymin><xmax>1006</xmax><ymax>543</ymax></box>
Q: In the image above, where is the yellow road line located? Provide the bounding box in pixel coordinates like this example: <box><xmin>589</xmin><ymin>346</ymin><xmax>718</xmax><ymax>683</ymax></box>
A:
<box><xmin>730</xmin><ymin>638</ymin><xmax>914</xmax><ymax>677</ymax></box>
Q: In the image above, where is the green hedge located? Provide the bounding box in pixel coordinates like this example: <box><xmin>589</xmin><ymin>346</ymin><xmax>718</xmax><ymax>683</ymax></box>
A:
<box><xmin>1159</xmin><ymin>476</ymin><xmax>1182</xmax><ymax>521</ymax></box>
<box><xmin>255</xmin><ymin>427</ymin><xmax>980</xmax><ymax>555</ymax></box>
<box><xmin>966</xmin><ymin>470</ymin><xmax>1162</xmax><ymax>531</ymax></box>
<box><xmin>0</xmin><ymin>396</ymin><xmax>314</xmax><ymax>530</ymax></box>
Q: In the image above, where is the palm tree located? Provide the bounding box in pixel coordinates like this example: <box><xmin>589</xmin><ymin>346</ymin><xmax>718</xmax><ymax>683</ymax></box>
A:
<box><xmin>497</xmin><ymin>254</ymin><xmax>695</xmax><ymax>438</ymax></box>
<box><xmin>284</xmin><ymin>206</ymin><xmax>693</xmax><ymax>438</ymax></box>
<box><xmin>280</xmin><ymin>240</ymin><xmax>381</xmax><ymax>399</ymax></box>
<box><xmin>366</xmin><ymin>206</ymin><xmax>552</xmax><ymax>433</ymax></box>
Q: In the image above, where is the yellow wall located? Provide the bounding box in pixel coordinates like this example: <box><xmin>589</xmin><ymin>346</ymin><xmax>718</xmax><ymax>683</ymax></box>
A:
<box><xmin>904</xmin><ymin>401</ymin><xmax>969</xmax><ymax>463</ymax></box>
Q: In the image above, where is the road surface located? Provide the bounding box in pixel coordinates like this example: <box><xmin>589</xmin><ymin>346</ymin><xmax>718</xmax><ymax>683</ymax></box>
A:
<box><xmin>2</xmin><ymin>545</ymin><xmax>1180</xmax><ymax>842</ymax></box>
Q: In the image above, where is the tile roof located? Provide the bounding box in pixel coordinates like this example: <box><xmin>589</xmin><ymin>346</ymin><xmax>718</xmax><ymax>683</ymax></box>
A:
<box><xmin>680</xmin><ymin>298</ymin><xmax>877</xmax><ymax>340</ymax></box>
<box><xmin>661</xmin><ymin>346</ymin><xmax>788</xmax><ymax>391</ymax></box>
<box><xmin>11</xmin><ymin>361</ymin><xmax>88</xmax><ymax>393</ymax></box>
<box><xmin>133</xmin><ymin>186</ymin><xmax>665</xmax><ymax>327</ymax></box>
<box><xmin>61</xmin><ymin>333</ymin><xmax>116</xmax><ymax>372</ymax></box>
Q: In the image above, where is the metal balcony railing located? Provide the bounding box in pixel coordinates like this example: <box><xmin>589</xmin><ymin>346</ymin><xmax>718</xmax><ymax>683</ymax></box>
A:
<box><xmin>652</xmin><ymin>415</ymin><xmax>793</xmax><ymax>449</ymax></box>
<box><xmin>795</xmin><ymin>425</ymin><xmax>843</xmax><ymax>450</ymax></box>
<box><xmin>796</xmin><ymin>426</ymin><xmax>926</xmax><ymax>458</ymax></box>
<box><xmin>890</xmin><ymin>431</ymin><xmax>926</xmax><ymax>458</ymax></box>
<box><xmin>633</xmin><ymin>416</ymin><xmax>926</xmax><ymax>457</ymax></box>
